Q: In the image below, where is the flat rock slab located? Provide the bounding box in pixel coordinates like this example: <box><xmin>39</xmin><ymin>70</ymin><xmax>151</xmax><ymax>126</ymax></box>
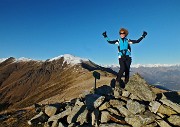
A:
<box><xmin>167</xmin><ymin>115</ymin><xmax>180</xmax><ymax>126</ymax></box>
<box><xmin>126</xmin><ymin>100</ymin><xmax>146</xmax><ymax>114</ymax></box>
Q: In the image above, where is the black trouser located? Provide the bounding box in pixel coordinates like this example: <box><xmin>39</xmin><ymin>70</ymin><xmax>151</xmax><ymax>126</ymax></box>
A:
<box><xmin>116</xmin><ymin>56</ymin><xmax>132</xmax><ymax>84</ymax></box>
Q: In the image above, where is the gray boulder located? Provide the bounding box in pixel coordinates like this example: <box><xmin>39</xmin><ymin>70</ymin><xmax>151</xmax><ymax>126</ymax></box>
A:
<box><xmin>107</xmin><ymin>108</ymin><xmax>120</xmax><ymax>116</ymax></box>
<box><xmin>167</xmin><ymin>115</ymin><xmax>180</xmax><ymax>126</ymax></box>
<box><xmin>157</xmin><ymin>104</ymin><xmax>177</xmax><ymax>116</ymax></box>
<box><xmin>160</xmin><ymin>93</ymin><xmax>180</xmax><ymax>113</ymax></box>
<box><xmin>129</xmin><ymin>94</ymin><xmax>140</xmax><ymax>100</ymax></box>
<box><xmin>45</xmin><ymin>104</ymin><xmax>60</xmax><ymax>117</ymax></box>
<box><xmin>113</xmin><ymin>86</ymin><xmax>122</xmax><ymax>98</ymax></box>
<box><xmin>85</xmin><ymin>94</ymin><xmax>105</xmax><ymax>110</ymax></box>
<box><xmin>48</xmin><ymin>106</ymin><xmax>72</xmax><ymax>122</ymax></box>
<box><xmin>67</xmin><ymin>105</ymin><xmax>87</xmax><ymax>124</ymax></box>
<box><xmin>149</xmin><ymin>101</ymin><xmax>161</xmax><ymax>113</ymax></box>
<box><xmin>125</xmin><ymin>74</ymin><xmax>156</xmax><ymax>101</ymax></box>
<box><xmin>122</xmin><ymin>90</ymin><xmax>130</xmax><ymax>98</ymax></box>
<box><xmin>76</xmin><ymin>107</ymin><xmax>89</xmax><ymax>125</ymax></box>
<box><xmin>99</xmin><ymin>102</ymin><xmax>111</xmax><ymax>111</ymax></box>
<box><xmin>100</xmin><ymin>111</ymin><xmax>111</xmax><ymax>123</ymax></box>
<box><xmin>116</xmin><ymin>106</ymin><xmax>132</xmax><ymax>117</ymax></box>
<box><xmin>109</xmin><ymin>99</ymin><xmax>126</xmax><ymax>108</ymax></box>
<box><xmin>28</xmin><ymin>111</ymin><xmax>49</xmax><ymax>125</ymax></box>
<box><xmin>126</xmin><ymin>100</ymin><xmax>146</xmax><ymax>114</ymax></box>
<box><xmin>125</xmin><ymin>111</ymin><xmax>156</xmax><ymax>127</ymax></box>
<box><xmin>156</xmin><ymin>119</ymin><xmax>171</xmax><ymax>127</ymax></box>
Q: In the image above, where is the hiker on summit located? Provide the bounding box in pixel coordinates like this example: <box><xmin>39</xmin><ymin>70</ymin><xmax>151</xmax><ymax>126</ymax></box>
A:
<box><xmin>102</xmin><ymin>28</ymin><xmax>147</xmax><ymax>88</ymax></box>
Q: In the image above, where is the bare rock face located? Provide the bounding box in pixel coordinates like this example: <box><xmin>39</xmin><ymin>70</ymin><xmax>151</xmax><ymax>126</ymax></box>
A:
<box><xmin>125</xmin><ymin>74</ymin><xmax>157</xmax><ymax>101</ymax></box>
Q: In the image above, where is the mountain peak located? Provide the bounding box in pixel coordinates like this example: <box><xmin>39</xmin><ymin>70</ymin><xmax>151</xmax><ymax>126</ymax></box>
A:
<box><xmin>49</xmin><ymin>54</ymin><xmax>89</xmax><ymax>65</ymax></box>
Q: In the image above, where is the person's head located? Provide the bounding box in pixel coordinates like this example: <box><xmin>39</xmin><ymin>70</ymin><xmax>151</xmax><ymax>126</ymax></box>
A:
<box><xmin>119</xmin><ymin>28</ymin><xmax>128</xmax><ymax>38</ymax></box>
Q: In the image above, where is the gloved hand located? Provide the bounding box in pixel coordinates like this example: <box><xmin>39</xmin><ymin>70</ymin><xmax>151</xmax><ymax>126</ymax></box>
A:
<box><xmin>142</xmin><ymin>31</ymin><xmax>147</xmax><ymax>38</ymax></box>
<box><xmin>102</xmin><ymin>31</ymin><xmax>107</xmax><ymax>38</ymax></box>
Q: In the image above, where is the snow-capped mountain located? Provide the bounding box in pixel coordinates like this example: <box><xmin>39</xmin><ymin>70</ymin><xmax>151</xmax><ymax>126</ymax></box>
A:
<box><xmin>0</xmin><ymin>54</ymin><xmax>117</xmax><ymax>111</ymax></box>
<box><xmin>103</xmin><ymin>64</ymin><xmax>180</xmax><ymax>68</ymax></box>
<box><xmin>106</xmin><ymin>63</ymin><xmax>180</xmax><ymax>91</ymax></box>
<box><xmin>0</xmin><ymin>57</ymin><xmax>34</xmax><ymax>63</ymax></box>
<box><xmin>49</xmin><ymin>54</ymin><xmax>89</xmax><ymax>65</ymax></box>
<box><xmin>0</xmin><ymin>54</ymin><xmax>89</xmax><ymax>65</ymax></box>
<box><xmin>131</xmin><ymin>64</ymin><xmax>180</xmax><ymax>68</ymax></box>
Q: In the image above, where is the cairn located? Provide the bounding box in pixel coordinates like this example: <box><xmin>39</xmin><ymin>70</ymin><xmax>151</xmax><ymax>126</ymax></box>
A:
<box><xmin>28</xmin><ymin>74</ymin><xmax>180</xmax><ymax>127</ymax></box>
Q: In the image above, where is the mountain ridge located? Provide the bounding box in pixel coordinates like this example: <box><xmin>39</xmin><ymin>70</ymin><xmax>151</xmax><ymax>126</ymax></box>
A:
<box><xmin>0</xmin><ymin>54</ymin><xmax>117</xmax><ymax>112</ymax></box>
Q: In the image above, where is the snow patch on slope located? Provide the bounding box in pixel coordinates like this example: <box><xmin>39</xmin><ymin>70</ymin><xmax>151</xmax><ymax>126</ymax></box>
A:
<box><xmin>17</xmin><ymin>57</ymin><xmax>32</xmax><ymax>62</ymax></box>
<box><xmin>0</xmin><ymin>58</ymin><xmax>8</xmax><ymax>63</ymax></box>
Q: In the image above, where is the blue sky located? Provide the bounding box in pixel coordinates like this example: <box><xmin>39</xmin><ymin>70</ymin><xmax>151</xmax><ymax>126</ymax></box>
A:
<box><xmin>0</xmin><ymin>0</ymin><xmax>180</xmax><ymax>65</ymax></box>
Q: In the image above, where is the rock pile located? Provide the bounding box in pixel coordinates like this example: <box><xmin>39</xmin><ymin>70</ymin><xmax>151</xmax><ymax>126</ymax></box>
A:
<box><xmin>28</xmin><ymin>74</ymin><xmax>180</xmax><ymax>127</ymax></box>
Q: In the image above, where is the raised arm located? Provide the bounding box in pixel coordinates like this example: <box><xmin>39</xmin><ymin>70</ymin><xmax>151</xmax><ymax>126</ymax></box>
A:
<box><xmin>128</xmin><ymin>31</ymin><xmax>147</xmax><ymax>44</ymax></box>
<box><xmin>102</xmin><ymin>31</ymin><xmax>119</xmax><ymax>44</ymax></box>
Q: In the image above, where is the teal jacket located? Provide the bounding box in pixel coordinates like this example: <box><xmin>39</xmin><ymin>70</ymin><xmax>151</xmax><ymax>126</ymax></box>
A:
<box><xmin>105</xmin><ymin>36</ymin><xmax>144</xmax><ymax>58</ymax></box>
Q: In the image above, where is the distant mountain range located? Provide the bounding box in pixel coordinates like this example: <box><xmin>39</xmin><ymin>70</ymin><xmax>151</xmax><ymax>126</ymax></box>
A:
<box><xmin>105</xmin><ymin>64</ymin><xmax>180</xmax><ymax>91</ymax></box>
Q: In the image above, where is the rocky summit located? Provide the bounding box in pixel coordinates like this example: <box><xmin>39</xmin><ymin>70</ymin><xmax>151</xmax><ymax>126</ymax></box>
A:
<box><xmin>1</xmin><ymin>73</ymin><xmax>179</xmax><ymax>127</ymax></box>
<box><xmin>0</xmin><ymin>55</ymin><xmax>180</xmax><ymax>127</ymax></box>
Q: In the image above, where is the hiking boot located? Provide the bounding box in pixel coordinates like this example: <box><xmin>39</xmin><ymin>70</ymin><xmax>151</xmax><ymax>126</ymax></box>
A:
<box><xmin>119</xmin><ymin>79</ymin><xmax>125</xmax><ymax>89</ymax></box>
<box><xmin>124</xmin><ymin>78</ymin><xmax>129</xmax><ymax>84</ymax></box>
<box><xmin>115</xmin><ymin>79</ymin><xmax>125</xmax><ymax>89</ymax></box>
